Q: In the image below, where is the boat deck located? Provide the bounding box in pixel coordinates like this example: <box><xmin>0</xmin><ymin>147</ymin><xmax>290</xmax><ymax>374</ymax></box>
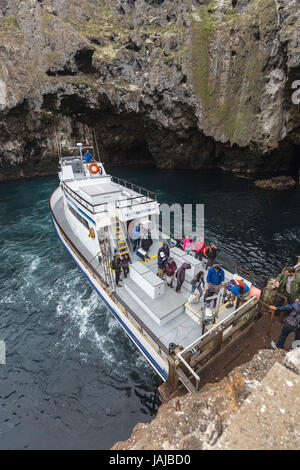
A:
<box><xmin>52</xmin><ymin>188</ymin><xmax>241</xmax><ymax>350</ymax></box>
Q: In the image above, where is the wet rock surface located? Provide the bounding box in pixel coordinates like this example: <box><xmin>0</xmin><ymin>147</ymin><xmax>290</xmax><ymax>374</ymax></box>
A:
<box><xmin>254</xmin><ymin>175</ymin><xmax>297</xmax><ymax>190</ymax></box>
<box><xmin>0</xmin><ymin>0</ymin><xmax>300</xmax><ymax>179</ymax></box>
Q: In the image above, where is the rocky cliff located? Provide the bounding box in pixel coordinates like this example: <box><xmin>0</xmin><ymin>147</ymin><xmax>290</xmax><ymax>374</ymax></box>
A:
<box><xmin>112</xmin><ymin>348</ymin><xmax>300</xmax><ymax>450</ymax></box>
<box><xmin>0</xmin><ymin>0</ymin><xmax>300</xmax><ymax>180</ymax></box>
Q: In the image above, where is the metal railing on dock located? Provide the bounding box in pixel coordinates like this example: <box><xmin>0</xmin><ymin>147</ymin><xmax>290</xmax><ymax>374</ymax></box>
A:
<box><xmin>171</xmin><ymin>297</ymin><xmax>260</xmax><ymax>392</ymax></box>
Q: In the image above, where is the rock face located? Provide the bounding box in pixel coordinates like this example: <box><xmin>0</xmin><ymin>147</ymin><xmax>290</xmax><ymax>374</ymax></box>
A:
<box><xmin>112</xmin><ymin>349</ymin><xmax>287</xmax><ymax>450</ymax></box>
<box><xmin>0</xmin><ymin>0</ymin><xmax>300</xmax><ymax>180</ymax></box>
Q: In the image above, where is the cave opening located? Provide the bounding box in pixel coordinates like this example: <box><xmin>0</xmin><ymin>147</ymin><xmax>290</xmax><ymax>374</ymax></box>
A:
<box><xmin>102</xmin><ymin>137</ymin><xmax>156</xmax><ymax>168</ymax></box>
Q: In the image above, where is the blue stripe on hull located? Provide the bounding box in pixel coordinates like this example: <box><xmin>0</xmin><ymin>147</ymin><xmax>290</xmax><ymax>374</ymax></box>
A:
<box><xmin>52</xmin><ymin>216</ymin><xmax>168</xmax><ymax>381</ymax></box>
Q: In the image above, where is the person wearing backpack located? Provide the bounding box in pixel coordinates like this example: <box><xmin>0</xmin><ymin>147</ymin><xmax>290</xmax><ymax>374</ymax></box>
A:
<box><xmin>175</xmin><ymin>262</ymin><xmax>191</xmax><ymax>293</ymax></box>
<box><xmin>269</xmin><ymin>300</ymin><xmax>300</xmax><ymax>350</ymax></box>
<box><xmin>227</xmin><ymin>278</ymin><xmax>250</xmax><ymax>308</ymax></box>
<box><xmin>204</xmin><ymin>243</ymin><xmax>219</xmax><ymax>269</ymax></box>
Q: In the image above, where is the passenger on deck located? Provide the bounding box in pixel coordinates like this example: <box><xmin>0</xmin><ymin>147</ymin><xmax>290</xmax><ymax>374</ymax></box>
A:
<box><xmin>227</xmin><ymin>279</ymin><xmax>250</xmax><ymax>308</ymax></box>
<box><xmin>121</xmin><ymin>253</ymin><xmax>131</xmax><ymax>279</ymax></box>
<box><xmin>111</xmin><ymin>253</ymin><xmax>122</xmax><ymax>287</ymax></box>
<box><xmin>207</xmin><ymin>264</ymin><xmax>225</xmax><ymax>287</ymax></box>
<box><xmin>204</xmin><ymin>243</ymin><xmax>219</xmax><ymax>269</ymax></box>
<box><xmin>193</xmin><ymin>237</ymin><xmax>206</xmax><ymax>261</ymax></box>
<box><xmin>141</xmin><ymin>231</ymin><xmax>152</xmax><ymax>260</ymax></box>
<box><xmin>269</xmin><ymin>300</ymin><xmax>300</xmax><ymax>350</ymax></box>
<box><xmin>157</xmin><ymin>242</ymin><xmax>170</xmax><ymax>278</ymax></box>
<box><xmin>165</xmin><ymin>258</ymin><xmax>177</xmax><ymax>288</ymax></box>
<box><xmin>183</xmin><ymin>236</ymin><xmax>193</xmax><ymax>255</ymax></box>
<box><xmin>132</xmin><ymin>223</ymin><xmax>141</xmax><ymax>251</ymax></box>
<box><xmin>83</xmin><ymin>150</ymin><xmax>94</xmax><ymax>163</ymax></box>
<box><xmin>191</xmin><ymin>271</ymin><xmax>205</xmax><ymax>296</ymax></box>
<box><xmin>175</xmin><ymin>262</ymin><xmax>191</xmax><ymax>293</ymax></box>
<box><xmin>274</xmin><ymin>266</ymin><xmax>300</xmax><ymax>304</ymax></box>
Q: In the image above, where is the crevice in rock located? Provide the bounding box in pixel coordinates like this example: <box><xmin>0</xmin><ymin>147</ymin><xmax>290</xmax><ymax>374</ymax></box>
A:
<box><xmin>46</xmin><ymin>48</ymin><xmax>96</xmax><ymax>76</ymax></box>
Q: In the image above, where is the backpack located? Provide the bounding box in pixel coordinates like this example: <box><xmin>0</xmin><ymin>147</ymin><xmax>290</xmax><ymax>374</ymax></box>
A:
<box><xmin>285</xmin><ymin>304</ymin><xmax>300</xmax><ymax>330</ymax></box>
<box><xmin>229</xmin><ymin>279</ymin><xmax>245</xmax><ymax>294</ymax></box>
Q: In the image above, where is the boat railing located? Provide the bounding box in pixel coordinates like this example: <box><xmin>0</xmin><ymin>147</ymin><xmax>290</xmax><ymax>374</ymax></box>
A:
<box><xmin>111</xmin><ymin>175</ymin><xmax>157</xmax><ymax>202</ymax></box>
<box><xmin>116</xmin><ymin>195</ymin><xmax>157</xmax><ymax>209</ymax></box>
<box><xmin>62</xmin><ymin>182</ymin><xmax>107</xmax><ymax>215</ymax></box>
<box><xmin>174</xmin><ymin>297</ymin><xmax>259</xmax><ymax>391</ymax></box>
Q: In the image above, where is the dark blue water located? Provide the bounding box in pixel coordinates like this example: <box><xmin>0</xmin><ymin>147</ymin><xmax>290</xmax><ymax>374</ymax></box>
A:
<box><xmin>0</xmin><ymin>168</ymin><xmax>300</xmax><ymax>449</ymax></box>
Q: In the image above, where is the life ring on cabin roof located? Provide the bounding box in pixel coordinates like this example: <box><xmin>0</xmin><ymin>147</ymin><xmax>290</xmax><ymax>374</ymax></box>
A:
<box><xmin>89</xmin><ymin>163</ymin><xmax>102</xmax><ymax>174</ymax></box>
<box><xmin>88</xmin><ymin>227</ymin><xmax>95</xmax><ymax>239</ymax></box>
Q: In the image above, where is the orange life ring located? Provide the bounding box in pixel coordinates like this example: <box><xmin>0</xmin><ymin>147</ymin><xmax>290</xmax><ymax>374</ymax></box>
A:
<box><xmin>89</xmin><ymin>163</ymin><xmax>99</xmax><ymax>174</ymax></box>
<box><xmin>88</xmin><ymin>227</ymin><xmax>95</xmax><ymax>239</ymax></box>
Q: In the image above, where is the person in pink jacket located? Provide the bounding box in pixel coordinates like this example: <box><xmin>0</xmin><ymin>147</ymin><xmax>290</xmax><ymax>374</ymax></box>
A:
<box><xmin>193</xmin><ymin>237</ymin><xmax>206</xmax><ymax>261</ymax></box>
<box><xmin>183</xmin><ymin>236</ymin><xmax>193</xmax><ymax>255</ymax></box>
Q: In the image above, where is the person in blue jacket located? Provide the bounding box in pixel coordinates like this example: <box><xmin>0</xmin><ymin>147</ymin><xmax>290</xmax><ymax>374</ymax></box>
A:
<box><xmin>207</xmin><ymin>265</ymin><xmax>225</xmax><ymax>287</ymax></box>
<box><xmin>131</xmin><ymin>223</ymin><xmax>141</xmax><ymax>251</ymax></box>
<box><xmin>226</xmin><ymin>279</ymin><xmax>250</xmax><ymax>308</ymax></box>
<box><xmin>83</xmin><ymin>150</ymin><xmax>94</xmax><ymax>163</ymax></box>
<box><xmin>227</xmin><ymin>279</ymin><xmax>250</xmax><ymax>298</ymax></box>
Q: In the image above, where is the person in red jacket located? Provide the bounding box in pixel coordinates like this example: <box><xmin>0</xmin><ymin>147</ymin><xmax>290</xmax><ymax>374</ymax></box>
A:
<box><xmin>193</xmin><ymin>237</ymin><xmax>206</xmax><ymax>261</ymax></box>
<box><xmin>165</xmin><ymin>258</ymin><xmax>177</xmax><ymax>288</ymax></box>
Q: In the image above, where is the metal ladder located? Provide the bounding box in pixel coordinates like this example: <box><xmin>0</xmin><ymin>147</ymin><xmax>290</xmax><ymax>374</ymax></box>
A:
<box><xmin>111</xmin><ymin>216</ymin><xmax>130</xmax><ymax>256</ymax></box>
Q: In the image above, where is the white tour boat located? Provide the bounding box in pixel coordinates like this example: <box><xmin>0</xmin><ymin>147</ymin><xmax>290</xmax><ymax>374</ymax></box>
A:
<box><xmin>49</xmin><ymin>143</ymin><xmax>261</xmax><ymax>393</ymax></box>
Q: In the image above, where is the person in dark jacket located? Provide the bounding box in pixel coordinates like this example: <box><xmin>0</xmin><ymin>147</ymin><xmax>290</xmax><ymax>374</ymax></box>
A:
<box><xmin>175</xmin><ymin>262</ymin><xmax>191</xmax><ymax>293</ymax></box>
<box><xmin>141</xmin><ymin>231</ymin><xmax>152</xmax><ymax>260</ymax></box>
<box><xmin>191</xmin><ymin>271</ymin><xmax>205</xmax><ymax>295</ymax></box>
<box><xmin>121</xmin><ymin>253</ymin><xmax>131</xmax><ymax>278</ymax></box>
<box><xmin>207</xmin><ymin>265</ymin><xmax>224</xmax><ymax>287</ymax></box>
<box><xmin>204</xmin><ymin>243</ymin><xmax>219</xmax><ymax>269</ymax></box>
<box><xmin>165</xmin><ymin>258</ymin><xmax>177</xmax><ymax>288</ymax></box>
<box><xmin>111</xmin><ymin>253</ymin><xmax>122</xmax><ymax>287</ymax></box>
<box><xmin>269</xmin><ymin>300</ymin><xmax>300</xmax><ymax>350</ymax></box>
<box><xmin>157</xmin><ymin>242</ymin><xmax>170</xmax><ymax>278</ymax></box>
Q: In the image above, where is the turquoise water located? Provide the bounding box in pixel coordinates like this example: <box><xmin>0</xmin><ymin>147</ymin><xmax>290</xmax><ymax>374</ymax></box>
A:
<box><xmin>0</xmin><ymin>168</ymin><xmax>300</xmax><ymax>449</ymax></box>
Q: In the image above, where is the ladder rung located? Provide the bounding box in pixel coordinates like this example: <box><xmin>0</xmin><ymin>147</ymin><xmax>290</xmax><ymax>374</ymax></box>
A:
<box><xmin>120</xmin><ymin>250</ymin><xmax>129</xmax><ymax>255</ymax></box>
<box><xmin>115</xmin><ymin>231</ymin><xmax>121</xmax><ymax>234</ymax></box>
<box><xmin>118</xmin><ymin>240</ymin><xmax>126</xmax><ymax>245</ymax></box>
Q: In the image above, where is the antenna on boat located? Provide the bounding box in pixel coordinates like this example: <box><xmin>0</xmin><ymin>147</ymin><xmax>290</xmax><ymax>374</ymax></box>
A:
<box><xmin>54</xmin><ymin>125</ymin><xmax>62</xmax><ymax>161</ymax></box>
<box><xmin>92</xmin><ymin>128</ymin><xmax>102</xmax><ymax>162</ymax></box>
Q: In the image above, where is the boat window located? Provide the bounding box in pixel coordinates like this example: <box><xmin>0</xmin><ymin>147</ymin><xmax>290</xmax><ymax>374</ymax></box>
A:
<box><xmin>67</xmin><ymin>203</ymin><xmax>89</xmax><ymax>229</ymax></box>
